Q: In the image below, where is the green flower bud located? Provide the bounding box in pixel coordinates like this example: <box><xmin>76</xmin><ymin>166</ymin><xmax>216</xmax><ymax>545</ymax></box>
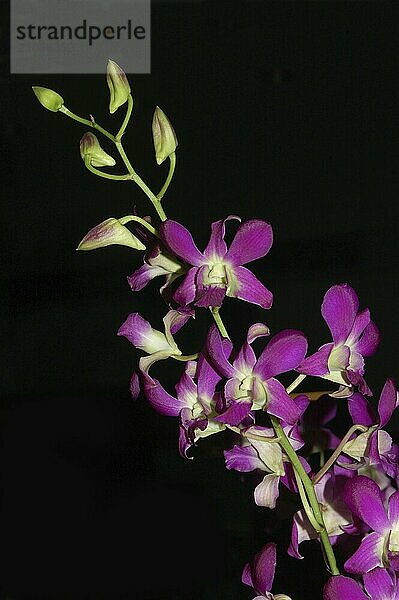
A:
<box><xmin>152</xmin><ymin>106</ymin><xmax>178</xmax><ymax>165</ymax></box>
<box><xmin>77</xmin><ymin>218</ymin><xmax>146</xmax><ymax>251</ymax></box>
<box><xmin>80</xmin><ymin>132</ymin><xmax>116</xmax><ymax>168</ymax></box>
<box><xmin>32</xmin><ymin>86</ymin><xmax>64</xmax><ymax>112</ymax></box>
<box><xmin>106</xmin><ymin>59</ymin><xmax>131</xmax><ymax>114</ymax></box>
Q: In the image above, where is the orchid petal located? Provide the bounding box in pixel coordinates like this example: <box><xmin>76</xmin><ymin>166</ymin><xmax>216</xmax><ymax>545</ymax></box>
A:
<box><xmin>388</xmin><ymin>490</ymin><xmax>399</xmax><ymax>527</ymax></box>
<box><xmin>344</xmin><ymin>531</ymin><xmax>386</xmax><ymax>574</ymax></box>
<box><xmin>343</xmin><ymin>475</ymin><xmax>390</xmax><ymax>533</ymax></box>
<box><xmin>195</xmin><ymin>281</ymin><xmax>226</xmax><ymax>308</ymax></box>
<box><xmin>160</xmin><ymin>219</ymin><xmax>205</xmax><ymax>266</ymax></box>
<box><xmin>129</xmin><ymin>371</ymin><xmax>140</xmax><ymax>400</ymax></box>
<box><xmin>254</xmin><ymin>330</ymin><xmax>308</xmax><ymax>380</ymax></box>
<box><xmin>378</xmin><ymin>378</ymin><xmax>398</xmax><ymax>428</ymax></box>
<box><xmin>363</xmin><ymin>567</ymin><xmax>395</xmax><ymax>599</ymax></box>
<box><xmin>195</xmin><ymin>352</ymin><xmax>222</xmax><ymax>409</ymax></box>
<box><xmin>264</xmin><ymin>378</ymin><xmax>301</xmax><ymax>425</ymax></box>
<box><xmin>296</xmin><ymin>343</ymin><xmax>333</xmax><ymax>376</ymax></box>
<box><xmin>250</xmin><ymin>542</ymin><xmax>277</xmax><ymax>596</ymax></box>
<box><xmin>348</xmin><ymin>393</ymin><xmax>376</xmax><ymax>427</ymax></box>
<box><xmin>323</xmin><ymin>575</ymin><xmax>368</xmax><ymax>600</ymax></box>
<box><xmin>163</xmin><ymin>307</ymin><xmax>194</xmax><ymax>337</ymax></box>
<box><xmin>127</xmin><ymin>264</ymin><xmax>167</xmax><ymax>291</ymax></box>
<box><xmin>206</xmin><ymin>324</ymin><xmax>236</xmax><ymax>378</ymax></box>
<box><xmin>233</xmin><ymin>342</ymin><xmax>257</xmax><ymax>372</ymax></box>
<box><xmin>203</xmin><ymin>215</ymin><xmax>240</xmax><ymax>259</ymax></box>
<box><xmin>321</xmin><ymin>284</ymin><xmax>359</xmax><ymax>345</ymax></box>
<box><xmin>247</xmin><ymin>323</ymin><xmax>270</xmax><ymax>344</ymax></box>
<box><xmin>224</xmin><ymin>444</ymin><xmax>266</xmax><ymax>472</ymax></box>
<box><xmin>118</xmin><ymin>313</ymin><xmax>171</xmax><ymax>354</ymax></box>
<box><xmin>214</xmin><ymin>399</ymin><xmax>253</xmax><ymax>426</ymax></box>
<box><xmin>227</xmin><ymin>266</ymin><xmax>273</xmax><ymax>309</ymax></box>
<box><xmin>141</xmin><ymin>370</ymin><xmax>186</xmax><ymax>416</ymax></box>
<box><xmin>254</xmin><ymin>474</ymin><xmax>281</xmax><ymax>509</ymax></box>
<box><xmin>288</xmin><ymin>510</ymin><xmax>312</xmax><ymax>559</ymax></box>
<box><xmin>173</xmin><ymin>267</ymin><xmax>198</xmax><ymax>306</ymax></box>
<box><xmin>347</xmin><ymin>308</ymin><xmax>371</xmax><ymax>345</ymax></box>
<box><xmin>356</xmin><ymin>320</ymin><xmax>380</xmax><ymax>357</ymax></box>
<box><xmin>225</xmin><ymin>219</ymin><xmax>273</xmax><ymax>266</ymax></box>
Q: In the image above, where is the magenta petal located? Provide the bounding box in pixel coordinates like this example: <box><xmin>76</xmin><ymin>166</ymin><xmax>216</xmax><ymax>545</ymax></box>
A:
<box><xmin>214</xmin><ymin>399</ymin><xmax>252</xmax><ymax>426</ymax></box>
<box><xmin>141</xmin><ymin>371</ymin><xmax>186</xmax><ymax>416</ymax></box>
<box><xmin>163</xmin><ymin>307</ymin><xmax>195</xmax><ymax>335</ymax></box>
<box><xmin>348</xmin><ymin>308</ymin><xmax>371</xmax><ymax>343</ymax></box>
<box><xmin>264</xmin><ymin>379</ymin><xmax>301</xmax><ymax>425</ymax></box>
<box><xmin>321</xmin><ymin>284</ymin><xmax>359</xmax><ymax>345</ymax></box>
<box><xmin>233</xmin><ymin>342</ymin><xmax>257</xmax><ymax>372</ymax></box>
<box><xmin>195</xmin><ymin>352</ymin><xmax>222</xmax><ymax>405</ymax></box>
<box><xmin>130</xmin><ymin>371</ymin><xmax>140</xmax><ymax>400</ymax></box>
<box><xmin>296</xmin><ymin>343</ymin><xmax>333</xmax><ymax>376</ymax></box>
<box><xmin>241</xmin><ymin>562</ymin><xmax>253</xmax><ymax>588</ymax></box>
<box><xmin>323</xmin><ymin>576</ymin><xmax>368</xmax><ymax>600</ymax></box>
<box><xmin>356</xmin><ymin>320</ymin><xmax>380</xmax><ymax>357</ymax></box>
<box><xmin>224</xmin><ymin>444</ymin><xmax>265</xmax><ymax>472</ymax></box>
<box><xmin>229</xmin><ymin>266</ymin><xmax>273</xmax><ymax>309</ymax></box>
<box><xmin>254</xmin><ymin>329</ymin><xmax>308</xmax><ymax>380</ymax></box>
<box><xmin>348</xmin><ymin>393</ymin><xmax>376</xmax><ymax>427</ymax></box>
<box><xmin>203</xmin><ymin>215</ymin><xmax>240</xmax><ymax>259</ymax></box>
<box><xmin>388</xmin><ymin>490</ymin><xmax>399</xmax><ymax>525</ymax></box>
<box><xmin>363</xmin><ymin>567</ymin><xmax>395</xmax><ymax>598</ymax></box>
<box><xmin>206</xmin><ymin>324</ymin><xmax>236</xmax><ymax>378</ymax></box>
<box><xmin>173</xmin><ymin>267</ymin><xmax>198</xmax><ymax>306</ymax></box>
<box><xmin>195</xmin><ymin>283</ymin><xmax>226</xmax><ymax>308</ymax></box>
<box><xmin>343</xmin><ymin>475</ymin><xmax>390</xmax><ymax>533</ymax></box>
<box><xmin>127</xmin><ymin>264</ymin><xmax>165</xmax><ymax>291</ymax></box>
<box><xmin>250</xmin><ymin>542</ymin><xmax>276</xmax><ymax>596</ymax></box>
<box><xmin>378</xmin><ymin>378</ymin><xmax>398</xmax><ymax>428</ymax></box>
<box><xmin>160</xmin><ymin>219</ymin><xmax>205</xmax><ymax>266</ymax></box>
<box><xmin>344</xmin><ymin>531</ymin><xmax>385</xmax><ymax>574</ymax></box>
<box><xmin>225</xmin><ymin>219</ymin><xmax>273</xmax><ymax>266</ymax></box>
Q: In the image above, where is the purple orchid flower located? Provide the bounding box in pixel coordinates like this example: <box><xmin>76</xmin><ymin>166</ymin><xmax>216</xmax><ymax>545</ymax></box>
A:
<box><xmin>117</xmin><ymin>308</ymin><xmax>194</xmax><ymax>393</ymax></box>
<box><xmin>140</xmin><ymin>353</ymin><xmax>224</xmax><ymax>458</ymax></box>
<box><xmin>297</xmin><ymin>284</ymin><xmax>379</xmax><ymax>396</ymax></box>
<box><xmin>345</xmin><ymin>380</ymin><xmax>399</xmax><ymax>478</ymax></box>
<box><xmin>242</xmin><ymin>542</ymin><xmax>292</xmax><ymax>599</ymax></box>
<box><xmin>159</xmin><ymin>216</ymin><xmax>274</xmax><ymax>309</ymax></box>
<box><xmin>289</xmin><ymin>472</ymin><xmax>353</xmax><ymax>560</ymax></box>
<box><xmin>343</xmin><ymin>475</ymin><xmax>399</xmax><ymax>574</ymax></box>
<box><xmin>324</xmin><ymin>568</ymin><xmax>399</xmax><ymax>600</ymax></box>
<box><xmin>224</xmin><ymin>404</ymin><xmax>307</xmax><ymax>509</ymax></box>
<box><xmin>206</xmin><ymin>322</ymin><xmax>307</xmax><ymax>427</ymax></box>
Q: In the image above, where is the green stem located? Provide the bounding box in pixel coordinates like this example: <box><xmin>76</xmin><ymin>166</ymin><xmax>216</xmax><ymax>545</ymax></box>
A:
<box><xmin>270</xmin><ymin>415</ymin><xmax>339</xmax><ymax>575</ymax></box>
<box><xmin>157</xmin><ymin>153</ymin><xmax>176</xmax><ymax>201</ymax></box>
<box><xmin>115</xmin><ymin>141</ymin><xmax>167</xmax><ymax>222</ymax></box>
<box><xmin>210</xmin><ymin>307</ymin><xmax>230</xmax><ymax>340</ymax></box>
<box><xmin>115</xmin><ymin>94</ymin><xmax>133</xmax><ymax>141</ymax></box>
<box><xmin>60</xmin><ymin>106</ymin><xmax>116</xmax><ymax>142</ymax></box>
<box><xmin>313</xmin><ymin>424</ymin><xmax>369</xmax><ymax>484</ymax></box>
<box><xmin>119</xmin><ymin>215</ymin><xmax>161</xmax><ymax>238</ymax></box>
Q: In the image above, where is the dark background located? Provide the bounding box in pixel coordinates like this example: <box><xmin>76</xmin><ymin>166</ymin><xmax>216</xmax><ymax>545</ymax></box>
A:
<box><xmin>1</xmin><ymin>1</ymin><xmax>398</xmax><ymax>598</ymax></box>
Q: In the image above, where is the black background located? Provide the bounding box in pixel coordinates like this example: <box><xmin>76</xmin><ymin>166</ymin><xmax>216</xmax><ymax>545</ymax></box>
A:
<box><xmin>1</xmin><ymin>1</ymin><xmax>398</xmax><ymax>598</ymax></box>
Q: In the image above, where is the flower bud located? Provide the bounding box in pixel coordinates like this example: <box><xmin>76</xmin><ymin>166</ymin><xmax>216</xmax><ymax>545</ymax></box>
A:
<box><xmin>32</xmin><ymin>86</ymin><xmax>64</xmax><ymax>112</ymax></box>
<box><xmin>152</xmin><ymin>106</ymin><xmax>178</xmax><ymax>164</ymax></box>
<box><xmin>77</xmin><ymin>218</ymin><xmax>146</xmax><ymax>251</ymax></box>
<box><xmin>106</xmin><ymin>59</ymin><xmax>131</xmax><ymax>114</ymax></box>
<box><xmin>80</xmin><ymin>132</ymin><xmax>116</xmax><ymax>167</ymax></box>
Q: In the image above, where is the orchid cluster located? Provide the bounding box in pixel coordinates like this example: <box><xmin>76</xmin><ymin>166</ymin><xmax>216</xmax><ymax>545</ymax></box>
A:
<box><xmin>33</xmin><ymin>61</ymin><xmax>399</xmax><ymax>599</ymax></box>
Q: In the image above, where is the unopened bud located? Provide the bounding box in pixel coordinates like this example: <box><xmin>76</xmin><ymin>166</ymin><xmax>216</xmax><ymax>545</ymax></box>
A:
<box><xmin>32</xmin><ymin>86</ymin><xmax>64</xmax><ymax>112</ymax></box>
<box><xmin>80</xmin><ymin>132</ymin><xmax>116</xmax><ymax>167</ymax></box>
<box><xmin>106</xmin><ymin>59</ymin><xmax>131</xmax><ymax>114</ymax></box>
<box><xmin>77</xmin><ymin>218</ymin><xmax>146</xmax><ymax>251</ymax></box>
<box><xmin>152</xmin><ymin>106</ymin><xmax>178</xmax><ymax>164</ymax></box>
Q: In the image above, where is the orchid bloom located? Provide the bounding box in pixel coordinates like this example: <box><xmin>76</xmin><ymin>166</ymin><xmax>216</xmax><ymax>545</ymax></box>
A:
<box><xmin>140</xmin><ymin>356</ymin><xmax>225</xmax><ymax>458</ymax></box>
<box><xmin>127</xmin><ymin>242</ymin><xmax>185</xmax><ymax>298</ymax></box>
<box><xmin>159</xmin><ymin>216</ymin><xmax>274</xmax><ymax>309</ymax></box>
<box><xmin>117</xmin><ymin>308</ymin><xmax>194</xmax><ymax>385</ymax></box>
<box><xmin>343</xmin><ymin>475</ymin><xmax>399</xmax><ymax>573</ymax></box>
<box><xmin>242</xmin><ymin>542</ymin><xmax>292</xmax><ymax>600</ymax></box>
<box><xmin>324</xmin><ymin>568</ymin><xmax>399</xmax><ymax>600</ymax></box>
<box><xmin>344</xmin><ymin>380</ymin><xmax>399</xmax><ymax>478</ymax></box>
<box><xmin>297</xmin><ymin>284</ymin><xmax>379</xmax><ymax>396</ymax></box>
<box><xmin>288</xmin><ymin>472</ymin><xmax>352</xmax><ymax>559</ymax></box>
<box><xmin>206</xmin><ymin>322</ymin><xmax>307</xmax><ymax>427</ymax></box>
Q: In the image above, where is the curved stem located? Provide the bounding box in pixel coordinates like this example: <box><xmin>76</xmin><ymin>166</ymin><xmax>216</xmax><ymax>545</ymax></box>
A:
<box><xmin>157</xmin><ymin>152</ymin><xmax>176</xmax><ymax>201</ymax></box>
<box><xmin>119</xmin><ymin>215</ymin><xmax>161</xmax><ymax>238</ymax></box>
<box><xmin>210</xmin><ymin>307</ymin><xmax>230</xmax><ymax>340</ymax></box>
<box><xmin>270</xmin><ymin>415</ymin><xmax>339</xmax><ymax>575</ymax></box>
<box><xmin>116</xmin><ymin>94</ymin><xmax>133</xmax><ymax>141</ymax></box>
<box><xmin>60</xmin><ymin>106</ymin><xmax>116</xmax><ymax>142</ymax></box>
<box><xmin>115</xmin><ymin>141</ymin><xmax>167</xmax><ymax>222</ymax></box>
<box><xmin>84</xmin><ymin>159</ymin><xmax>131</xmax><ymax>181</ymax></box>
